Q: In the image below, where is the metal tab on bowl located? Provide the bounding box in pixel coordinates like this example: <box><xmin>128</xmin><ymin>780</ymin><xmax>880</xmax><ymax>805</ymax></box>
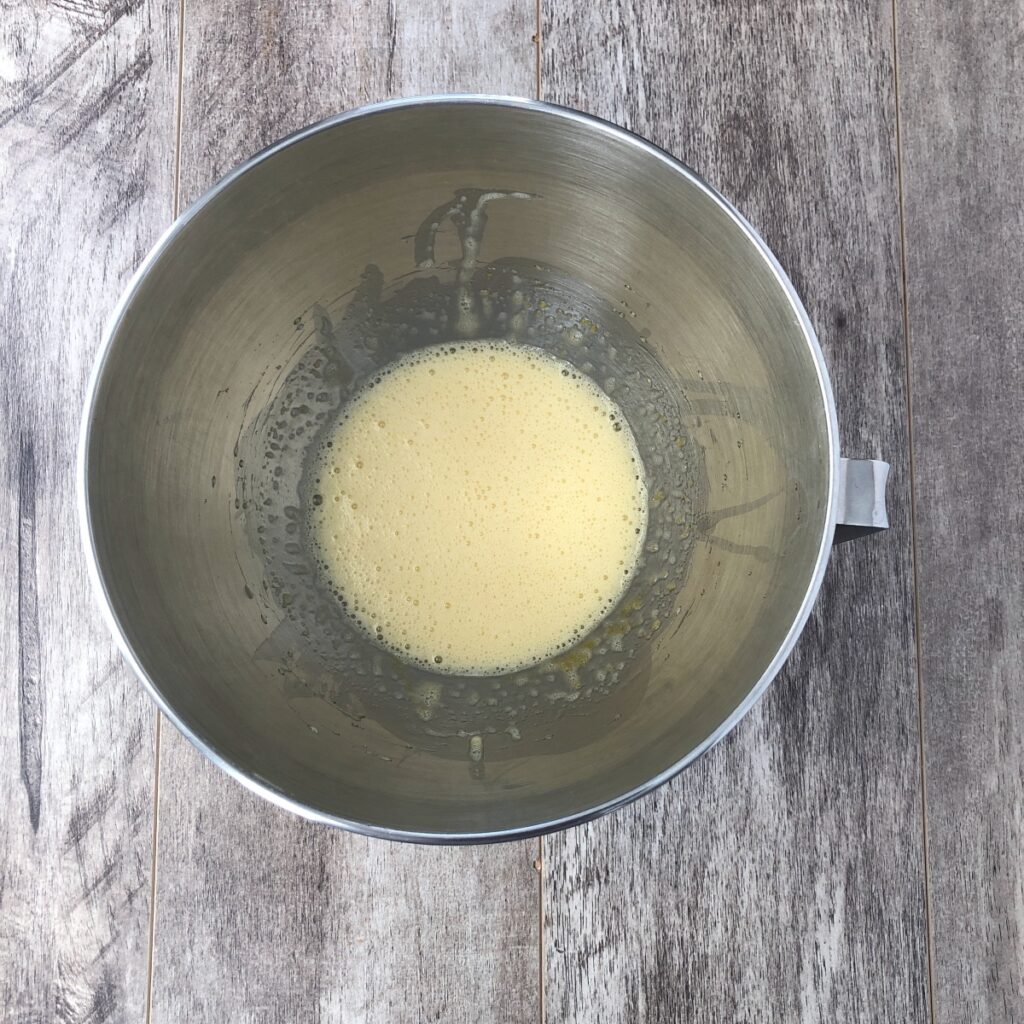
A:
<box><xmin>836</xmin><ymin>457</ymin><xmax>890</xmax><ymax>530</ymax></box>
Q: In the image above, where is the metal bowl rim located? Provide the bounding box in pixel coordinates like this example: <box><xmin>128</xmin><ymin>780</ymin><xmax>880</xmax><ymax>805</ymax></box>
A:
<box><xmin>78</xmin><ymin>94</ymin><xmax>840</xmax><ymax>844</ymax></box>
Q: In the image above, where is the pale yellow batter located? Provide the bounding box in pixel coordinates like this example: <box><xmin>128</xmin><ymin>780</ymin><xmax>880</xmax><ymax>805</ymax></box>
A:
<box><xmin>307</xmin><ymin>341</ymin><xmax>648</xmax><ymax>675</ymax></box>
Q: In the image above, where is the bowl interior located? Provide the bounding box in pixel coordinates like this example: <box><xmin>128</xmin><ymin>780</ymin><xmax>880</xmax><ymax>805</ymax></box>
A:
<box><xmin>84</xmin><ymin>100</ymin><xmax>832</xmax><ymax>838</ymax></box>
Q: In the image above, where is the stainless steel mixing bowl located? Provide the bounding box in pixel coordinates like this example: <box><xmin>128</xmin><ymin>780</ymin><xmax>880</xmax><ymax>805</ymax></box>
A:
<box><xmin>80</xmin><ymin>96</ymin><xmax>889</xmax><ymax>842</ymax></box>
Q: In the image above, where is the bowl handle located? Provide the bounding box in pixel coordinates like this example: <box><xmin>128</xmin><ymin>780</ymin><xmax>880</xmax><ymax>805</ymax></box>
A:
<box><xmin>834</xmin><ymin>457</ymin><xmax>890</xmax><ymax>542</ymax></box>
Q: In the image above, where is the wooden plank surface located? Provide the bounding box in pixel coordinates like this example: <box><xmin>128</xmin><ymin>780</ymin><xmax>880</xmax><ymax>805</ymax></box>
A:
<box><xmin>540</xmin><ymin>2</ymin><xmax>930</xmax><ymax>1021</ymax></box>
<box><xmin>899</xmin><ymin>3</ymin><xmax>1024</xmax><ymax>1021</ymax></box>
<box><xmin>148</xmin><ymin>3</ymin><xmax>540</xmax><ymax>1022</ymax></box>
<box><xmin>0</xmin><ymin>3</ymin><xmax>178</xmax><ymax>1022</ymax></box>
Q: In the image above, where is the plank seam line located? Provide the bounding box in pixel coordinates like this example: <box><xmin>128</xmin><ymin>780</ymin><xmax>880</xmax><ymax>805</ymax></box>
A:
<box><xmin>538</xmin><ymin>836</ymin><xmax>546</xmax><ymax>1024</ymax></box>
<box><xmin>535</xmin><ymin>5</ymin><xmax>544</xmax><ymax>1020</ymax></box>
<box><xmin>889</xmin><ymin>3</ymin><xmax>938</xmax><ymax>1021</ymax></box>
<box><xmin>143</xmin><ymin>714</ymin><xmax>162</xmax><ymax>1024</ymax></box>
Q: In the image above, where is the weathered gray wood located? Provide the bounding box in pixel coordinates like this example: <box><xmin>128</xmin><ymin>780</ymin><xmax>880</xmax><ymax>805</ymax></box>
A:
<box><xmin>16</xmin><ymin>2</ymin><xmax>1018</xmax><ymax>1019</ymax></box>
<box><xmin>540</xmin><ymin>2</ymin><xmax>930</xmax><ymax>1021</ymax></box>
<box><xmin>899</xmin><ymin>3</ymin><xmax>1024</xmax><ymax>1021</ymax></box>
<box><xmin>149</xmin><ymin>3</ymin><xmax>540</xmax><ymax>1021</ymax></box>
<box><xmin>0</xmin><ymin>2</ymin><xmax>178</xmax><ymax>1021</ymax></box>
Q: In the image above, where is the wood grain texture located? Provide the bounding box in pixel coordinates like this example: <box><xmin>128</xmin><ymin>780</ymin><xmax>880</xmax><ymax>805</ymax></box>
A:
<box><xmin>149</xmin><ymin>3</ymin><xmax>539</xmax><ymax>1021</ymax></box>
<box><xmin>0</xmin><ymin>2</ymin><xmax>178</xmax><ymax>1021</ymax></box>
<box><xmin>540</xmin><ymin>2</ymin><xmax>929</xmax><ymax>1021</ymax></box>
<box><xmin>899</xmin><ymin>2</ymin><xmax>1024</xmax><ymax>1021</ymax></box>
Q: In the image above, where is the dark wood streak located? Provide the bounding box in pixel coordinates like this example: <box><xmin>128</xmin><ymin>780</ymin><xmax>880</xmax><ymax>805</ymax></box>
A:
<box><xmin>899</xmin><ymin>2</ymin><xmax>1024</xmax><ymax>1021</ymax></box>
<box><xmin>53</xmin><ymin>47</ymin><xmax>155</xmax><ymax>151</ymax></box>
<box><xmin>385</xmin><ymin>0</ymin><xmax>399</xmax><ymax>95</ymax></box>
<box><xmin>0</xmin><ymin>0</ymin><xmax>144</xmax><ymax>128</ymax></box>
<box><xmin>65</xmin><ymin>779</ymin><xmax>118</xmax><ymax>851</ymax></box>
<box><xmin>17</xmin><ymin>434</ymin><xmax>43</xmax><ymax>833</ymax></box>
<box><xmin>540</xmin><ymin>1</ymin><xmax>930</xmax><ymax>1021</ymax></box>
